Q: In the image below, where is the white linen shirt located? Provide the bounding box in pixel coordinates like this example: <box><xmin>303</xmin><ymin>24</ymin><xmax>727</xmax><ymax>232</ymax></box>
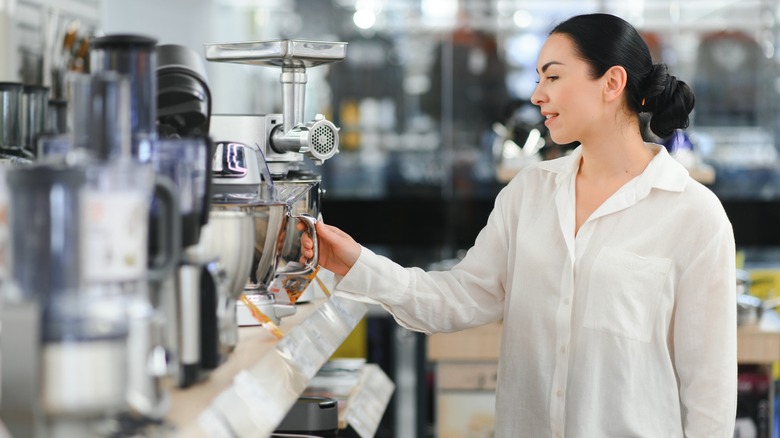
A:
<box><xmin>334</xmin><ymin>144</ymin><xmax>737</xmax><ymax>437</ymax></box>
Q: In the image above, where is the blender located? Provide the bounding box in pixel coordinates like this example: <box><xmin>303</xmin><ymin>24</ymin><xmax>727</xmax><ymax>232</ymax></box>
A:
<box><xmin>68</xmin><ymin>70</ymin><xmax>182</xmax><ymax>424</ymax></box>
<box><xmin>90</xmin><ymin>34</ymin><xmax>158</xmax><ymax>162</ymax></box>
<box><xmin>0</xmin><ymin>165</ymin><xmax>131</xmax><ymax>437</ymax></box>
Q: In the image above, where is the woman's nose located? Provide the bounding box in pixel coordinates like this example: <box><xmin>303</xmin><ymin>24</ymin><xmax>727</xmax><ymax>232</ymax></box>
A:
<box><xmin>530</xmin><ymin>85</ymin><xmax>544</xmax><ymax>106</ymax></box>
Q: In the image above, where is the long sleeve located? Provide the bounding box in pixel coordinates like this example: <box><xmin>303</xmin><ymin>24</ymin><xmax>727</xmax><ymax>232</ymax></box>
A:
<box><xmin>673</xmin><ymin>217</ymin><xmax>737</xmax><ymax>436</ymax></box>
<box><xmin>334</xmin><ymin>187</ymin><xmax>515</xmax><ymax>334</ymax></box>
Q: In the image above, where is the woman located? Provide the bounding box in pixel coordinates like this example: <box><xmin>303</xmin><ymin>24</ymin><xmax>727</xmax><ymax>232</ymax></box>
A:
<box><xmin>302</xmin><ymin>13</ymin><xmax>737</xmax><ymax>437</ymax></box>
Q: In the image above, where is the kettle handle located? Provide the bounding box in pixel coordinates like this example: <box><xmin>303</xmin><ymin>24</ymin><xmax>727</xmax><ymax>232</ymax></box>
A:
<box><xmin>276</xmin><ymin>213</ymin><xmax>318</xmax><ymax>276</ymax></box>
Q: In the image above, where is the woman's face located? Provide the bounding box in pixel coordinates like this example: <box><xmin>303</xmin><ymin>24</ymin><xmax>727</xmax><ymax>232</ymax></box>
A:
<box><xmin>530</xmin><ymin>33</ymin><xmax>606</xmax><ymax>145</ymax></box>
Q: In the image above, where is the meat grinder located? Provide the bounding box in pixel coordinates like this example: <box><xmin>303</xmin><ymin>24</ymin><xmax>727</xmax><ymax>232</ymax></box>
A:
<box><xmin>205</xmin><ymin>39</ymin><xmax>345</xmax><ymax>325</ymax></box>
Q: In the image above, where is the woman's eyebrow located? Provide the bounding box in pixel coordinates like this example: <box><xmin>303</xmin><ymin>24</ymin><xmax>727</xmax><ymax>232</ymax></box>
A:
<box><xmin>537</xmin><ymin>61</ymin><xmax>563</xmax><ymax>74</ymax></box>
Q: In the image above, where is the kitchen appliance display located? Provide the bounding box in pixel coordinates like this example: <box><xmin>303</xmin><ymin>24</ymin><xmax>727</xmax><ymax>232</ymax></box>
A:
<box><xmin>206</xmin><ymin>39</ymin><xmax>345</xmax><ymax>324</ymax></box>
<box><xmin>0</xmin><ymin>36</ymin><xmax>347</xmax><ymax>438</ymax></box>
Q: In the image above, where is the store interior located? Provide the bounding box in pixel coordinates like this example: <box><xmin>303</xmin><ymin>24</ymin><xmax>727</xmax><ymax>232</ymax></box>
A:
<box><xmin>3</xmin><ymin>0</ymin><xmax>780</xmax><ymax>436</ymax></box>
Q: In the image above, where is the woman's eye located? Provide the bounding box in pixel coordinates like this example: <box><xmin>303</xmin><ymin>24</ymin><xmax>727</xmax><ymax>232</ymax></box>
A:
<box><xmin>535</xmin><ymin>76</ymin><xmax>558</xmax><ymax>84</ymax></box>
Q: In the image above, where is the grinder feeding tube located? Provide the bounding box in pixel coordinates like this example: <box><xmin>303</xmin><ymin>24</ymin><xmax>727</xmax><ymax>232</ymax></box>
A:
<box><xmin>205</xmin><ymin>40</ymin><xmax>342</xmax><ymax>176</ymax></box>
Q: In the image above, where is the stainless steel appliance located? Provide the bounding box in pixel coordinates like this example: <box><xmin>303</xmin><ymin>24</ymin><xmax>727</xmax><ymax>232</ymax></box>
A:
<box><xmin>206</xmin><ymin>40</ymin><xmax>344</xmax><ymax>323</ymax></box>
<box><xmin>210</xmin><ymin>141</ymin><xmax>318</xmax><ymax>325</ymax></box>
<box><xmin>21</xmin><ymin>85</ymin><xmax>49</xmax><ymax>156</ymax></box>
<box><xmin>205</xmin><ymin>40</ymin><xmax>344</xmax><ymax>175</ymax></box>
<box><xmin>192</xmin><ymin>209</ymin><xmax>255</xmax><ymax>352</ymax></box>
<box><xmin>0</xmin><ymin>81</ymin><xmax>34</xmax><ymax>164</ymax></box>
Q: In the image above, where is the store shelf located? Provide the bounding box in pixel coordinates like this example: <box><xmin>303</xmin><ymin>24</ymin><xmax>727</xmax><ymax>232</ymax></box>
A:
<box><xmin>166</xmin><ymin>296</ymin><xmax>368</xmax><ymax>437</ymax></box>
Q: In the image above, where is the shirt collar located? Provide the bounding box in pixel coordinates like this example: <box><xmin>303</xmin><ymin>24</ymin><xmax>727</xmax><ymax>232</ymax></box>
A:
<box><xmin>537</xmin><ymin>143</ymin><xmax>689</xmax><ymax>193</ymax></box>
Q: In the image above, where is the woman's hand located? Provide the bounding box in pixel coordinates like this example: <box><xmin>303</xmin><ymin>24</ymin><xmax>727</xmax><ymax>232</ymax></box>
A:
<box><xmin>299</xmin><ymin>220</ymin><xmax>360</xmax><ymax>277</ymax></box>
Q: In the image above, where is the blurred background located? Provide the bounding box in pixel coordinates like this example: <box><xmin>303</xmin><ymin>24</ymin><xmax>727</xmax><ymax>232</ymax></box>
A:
<box><xmin>3</xmin><ymin>0</ymin><xmax>780</xmax><ymax>436</ymax></box>
<box><xmin>6</xmin><ymin>0</ymin><xmax>780</xmax><ymax>265</ymax></box>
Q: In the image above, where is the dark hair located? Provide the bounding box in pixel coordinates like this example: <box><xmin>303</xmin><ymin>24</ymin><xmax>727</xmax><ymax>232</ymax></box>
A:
<box><xmin>551</xmin><ymin>13</ymin><xmax>695</xmax><ymax>138</ymax></box>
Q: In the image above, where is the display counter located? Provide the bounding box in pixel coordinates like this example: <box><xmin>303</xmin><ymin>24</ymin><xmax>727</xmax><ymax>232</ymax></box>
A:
<box><xmin>165</xmin><ymin>296</ymin><xmax>384</xmax><ymax>437</ymax></box>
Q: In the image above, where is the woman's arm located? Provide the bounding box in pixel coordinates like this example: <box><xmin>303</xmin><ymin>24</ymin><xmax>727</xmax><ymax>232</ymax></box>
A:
<box><xmin>673</xmin><ymin>220</ymin><xmax>737</xmax><ymax>436</ymax></box>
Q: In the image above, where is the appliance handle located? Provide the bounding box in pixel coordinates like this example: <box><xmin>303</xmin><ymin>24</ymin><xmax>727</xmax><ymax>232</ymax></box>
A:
<box><xmin>276</xmin><ymin>213</ymin><xmax>318</xmax><ymax>276</ymax></box>
<box><xmin>200</xmin><ymin>136</ymin><xmax>214</xmax><ymax>227</ymax></box>
<box><xmin>148</xmin><ymin>175</ymin><xmax>181</xmax><ymax>281</ymax></box>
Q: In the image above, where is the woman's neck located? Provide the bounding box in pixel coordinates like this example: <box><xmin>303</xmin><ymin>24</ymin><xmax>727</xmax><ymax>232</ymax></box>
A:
<box><xmin>577</xmin><ymin>123</ymin><xmax>653</xmax><ymax>181</ymax></box>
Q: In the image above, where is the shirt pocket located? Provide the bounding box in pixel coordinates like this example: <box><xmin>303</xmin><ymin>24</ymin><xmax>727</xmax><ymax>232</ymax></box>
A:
<box><xmin>583</xmin><ymin>247</ymin><xmax>672</xmax><ymax>343</ymax></box>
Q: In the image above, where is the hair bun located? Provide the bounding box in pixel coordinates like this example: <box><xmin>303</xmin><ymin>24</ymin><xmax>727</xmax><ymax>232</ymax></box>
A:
<box><xmin>642</xmin><ymin>64</ymin><xmax>670</xmax><ymax>111</ymax></box>
<box><xmin>643</xmin><ymin>63</ymin><xmax>695</xmax><ymax>138</ymax></box>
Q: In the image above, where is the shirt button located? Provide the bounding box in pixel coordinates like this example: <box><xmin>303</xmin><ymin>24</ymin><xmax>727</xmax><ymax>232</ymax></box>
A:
<box><xmin>560</xmin><ymin>346</ymin><xmax>567</xmax><ymax>354</ymax></box>
<box><xmin>556</xmin><ymin>389</ymin><xmax>563</xmax><ymax>398</ymax></box>
<box><xmin>563</xmin><ymin>298</ymin><xmax>571</xmax><ymax>305</ymax></box>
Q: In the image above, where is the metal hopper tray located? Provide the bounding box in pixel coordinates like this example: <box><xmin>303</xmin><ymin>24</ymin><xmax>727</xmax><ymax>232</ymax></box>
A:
<box><xmin>204</xmin><ymin>39</ymin><xmax>347</xmax><ymax>68</ymax></box>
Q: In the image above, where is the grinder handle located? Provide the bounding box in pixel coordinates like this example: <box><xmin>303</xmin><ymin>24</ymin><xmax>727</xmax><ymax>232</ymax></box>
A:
<box><xmin>277</xmin><ymin>213</ymin><xmax>318</xmax><ymax>276</ymax></box>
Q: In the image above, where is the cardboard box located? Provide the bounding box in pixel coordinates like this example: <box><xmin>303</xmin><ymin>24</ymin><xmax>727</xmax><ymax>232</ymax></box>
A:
<box><xmin>427</xmin><ymin>322</ymin><xmax>502</xmax><ymax>361</ymax></box>
<box><xmin>436</xmin><ymin>391</ymin><xmax>496</xmax><ymax>438</ymax></box>
<box><xmin>436</xmin><ymin>362</ymin><xmax>498</xmax><ymax>391</ymax></box>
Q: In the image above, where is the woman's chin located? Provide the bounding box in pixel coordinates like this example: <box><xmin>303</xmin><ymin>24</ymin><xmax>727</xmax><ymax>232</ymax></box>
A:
<box><xmin>550</xmin><ymin>134</ymin><xmax>574</xmax><ymax>145</ymax></box>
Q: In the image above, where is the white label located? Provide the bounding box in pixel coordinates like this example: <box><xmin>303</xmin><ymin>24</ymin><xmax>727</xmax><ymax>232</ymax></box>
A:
<box><xmin>83</xmin><ymin>190</ymin><xmax>149</xmax><ymax>283</ymax></box>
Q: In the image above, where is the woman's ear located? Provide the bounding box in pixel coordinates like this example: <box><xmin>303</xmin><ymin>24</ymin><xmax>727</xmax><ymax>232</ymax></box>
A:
<box><xmin>603</xmin><ymin>65</ymin><xmax>628</xmax><ymax>103</ymax></box>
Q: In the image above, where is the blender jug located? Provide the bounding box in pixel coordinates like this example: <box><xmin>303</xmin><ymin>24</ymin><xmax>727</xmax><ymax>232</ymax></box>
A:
<box><xmin>69</xmin><ymin>72</ymin><xmax>133</xmax><ymax>162</ymax></box>
<box><xmin>4</xmin><ymin>165</ymin><xmax>130</xmax><ymax>430</ymax></box>
<box><xmin>82</xmin><ymin>159</ymin><xmax>180</xmax><ymax>420</ymax></box>
<box><xmin>90</xmin><ymin>34</ymin><xmax>158</xmax><ymax>162</ymax></box>
<box><xmin>7</xmin><ymin>166</ymin><xmax>84</xmax><ymax>299</ymax></box>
